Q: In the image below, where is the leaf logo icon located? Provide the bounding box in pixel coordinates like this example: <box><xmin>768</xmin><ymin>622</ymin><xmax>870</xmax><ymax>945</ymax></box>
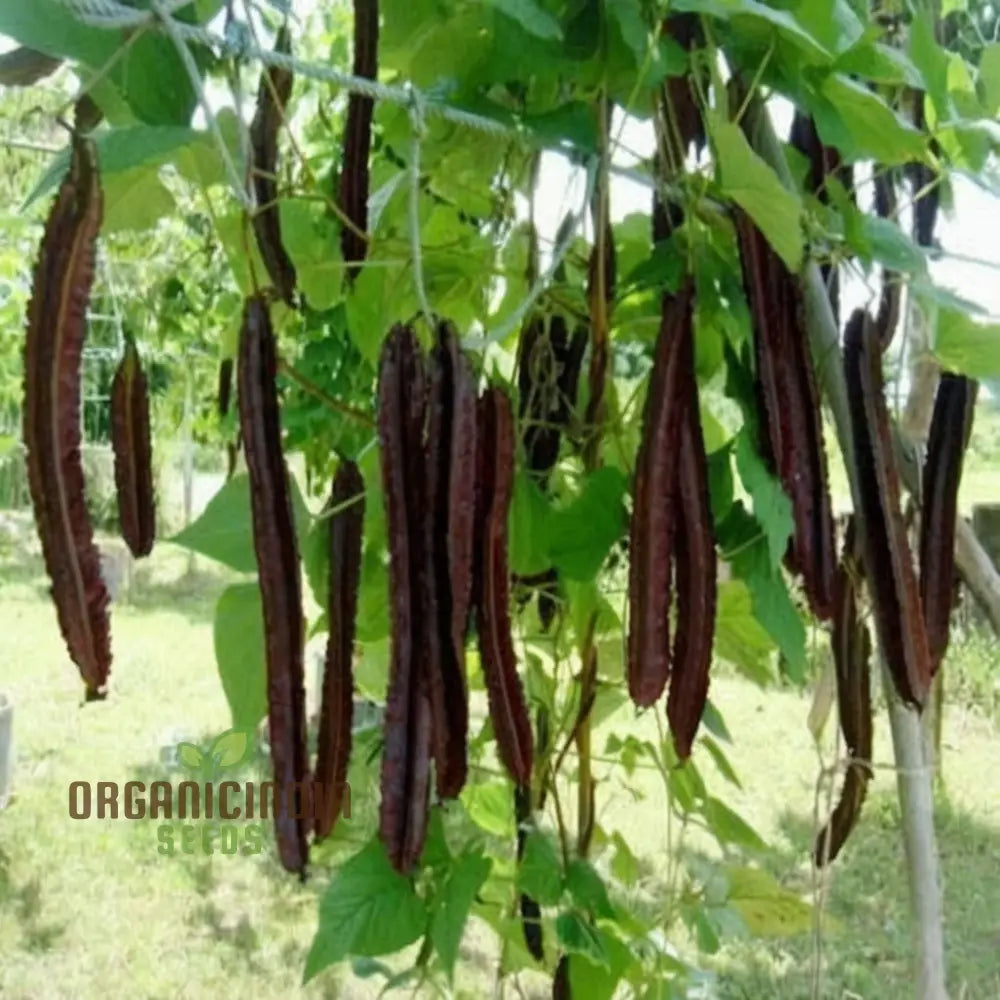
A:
<box><xmin>177</xmin><ymin>742</ymin><xmax>205</xmax><ymax>772</ymax></box>
<box><xmin>210</xmin><ymin>729</ymin><xmax>252</xmax><ymax>771</ymax></box>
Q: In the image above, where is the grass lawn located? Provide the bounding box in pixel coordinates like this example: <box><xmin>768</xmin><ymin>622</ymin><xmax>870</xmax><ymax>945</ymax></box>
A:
<box><xmin>0</xmin><ymin>535</ymin><xmax>999</xmax><ymax>999</ymax></box>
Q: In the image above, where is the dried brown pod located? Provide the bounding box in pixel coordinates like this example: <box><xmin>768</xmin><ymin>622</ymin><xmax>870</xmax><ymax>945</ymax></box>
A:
<box><xmin>250</xmin><ymin>25</ymin><xmax>297</xmax><ymax>305</ymax></box>
<box><xmin>627</xmin><ymin>281</ymin><xmax>693</xmax><ymax>707</ymax></box>
<box><xmin>659</xmin><ymin>13</ymin><xmax>706</xmax><ymax>165</ymax></box>
<box><xmin>515</xmin><ymin>783</ymin><xmax>544</xmax><ymax>961</ymax></box>
<box><xmin>872</xmin><ymin>170</ymin><xmax>901</xmax><ymax>352</ymax></box>
<box><xmin>378</xmin><ymin>324</ymin><xmax>432</xmax><ymax>873</ymax></box>
<box><xmin>23</xmin><ymin>134</ymin><xmax>111</xmax><ymax>699</ymax></box>
<box><xmin>475</xmin><ymin>386</ymin><xmax>533</xmax><ymax>786</ymax></box>
<box><xmin>735</xmin><ymin>210</ymin><xmax>837</xmax><ymax>621</ymax></box>
<box><xmin>666</xmin><ymin>360</ymin><xmax>717</xmax><ymax>760</ymax></box>
<box><xmin>517</xmin><ymin>313</ymin><xmax>588</xmax><ymax>488</ymax></box>
<box><xmin>424</xmin><ymin>323</ymin><xmax>477</xmax><ymax>798</ymax></box>
<box><xmin>815</xmin><ymin>518</ymin><xmax>873</xmax><ymax>865</ymax></box>
<box><xmin>920</xmin><ymin>373</ymin><xmax>977</xmax><ymax>675</ymax></box>
<box><xmin>238</xmin><ymin>295</ymin><xmax>309</xmax><ymax>875</ymax></box>
<box><xmin>843</xmin><ymin>309</ymin><xmax>932</xmax><ymax>707</ymax></box>
<box><xmin>789</xmin><ymin>111</ymin><xmax>854</xmax><ymax>324</ymax></box>
<box><xmin>218</xmin><ymin>357</ymin><xmax>234</xmax><ymax>417</ymax></box>
<box><xmin>110</xmin><ymin>337</ymin><xmax>155</xmax><ymax>558</ymax></box>
<box><xmin>339</xmin><ymin>0</ymin><xmax>380</xmax><ymax>274</ymax></box>
<box><xmin>314</xmin><ymin>459</ymin><xmax>365</xmax><ymax>839</ymax></box>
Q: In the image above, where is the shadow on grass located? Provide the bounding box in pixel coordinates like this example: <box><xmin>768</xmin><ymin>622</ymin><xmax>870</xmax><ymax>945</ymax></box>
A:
<box><xmin>124</xmin><ymin>563</ymin><xmax>231</xmax><ymax>625</ymax></box>
<box><xmin>712</xmin><ymin>792</ymin><xmax>1000</xmax><ymax>1000</ymax></box>
<box><xmin>0</xmin><ymin>848</ymin><xmax>67</xmax><ymax>954</ymax></box>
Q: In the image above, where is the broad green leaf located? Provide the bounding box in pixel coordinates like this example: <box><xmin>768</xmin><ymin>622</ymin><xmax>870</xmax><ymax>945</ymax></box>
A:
<box><xmin>610</xmin><ymin>832</ymin><xmax>640</xmax><ymax>886</ymax></box>
<box><xmin>734</xmin><ymin>430</ymin><xmax>793</xmax><ymax>571</ymax></box>
<box><xmin>484</xmin><ymin>0</ymin><xmax>562</xmax><ymax>40</ymax></box>
<box><xmin>703</xmin><ymin>797</ymin><xmax>766</xmax><ymax>851</ymax></box>
<box><xmin>518</xmin><ymin>831</ymin><xmax>564</xmax><ymax>906</ymax></box>
<box><xmin>548</xmin><ymin>468</ymin><xmax>627</xmax><ymax>581</ymax></box>
<box><xmin>979</xmin><ymin>44</ymin><xmax>1000</xmax><ymax>115</ymax></box>
<box><xmin>112</xmin><ymin>32</ymin><xmax>199</xmax><ymax>125</ymax></box>
<box><xmin>509</xmin><ymin>471</ymin><xmax>552</xmax><ymax>576</ymax></box>
<box><xmin>462</xmin><ymin>780</ymin><xmax>515</xmax><ymax>837</ymax></box>
<box><xmin>908</xmin><ymin>10</ymin><xmax>950</xmax><ymax>117</ymax></box>
<box><xmin>281</xmin><ymin>199</ymin><xmax>344</xmax><ymax>311</ymax></box>
<box><xmin>567</xmin><ymin>933</ymin><xmax>635</xmax><ymax>1000</ymax></box>
<box><xmin>304</xmin><ymin>839</ymin><xmax>428</xmax><ymax>982</ymax></box>
<box><xmin>556</xmin><ymin>912</ymin><xmax>609</xmax><ymax>967</ymax></box>
<box><xmin>725</xmin><ymin>866</ymin><xmax>814</xmax><ymax>936</ymax></box>
<box><xmin>0</xmin><ymin>0</ymin><xmax>114</xmax><ymax>67</ymax></box>
<box><xmin>170</xmin><ymin>473</ymin><xmax>311</xmax><ymax>573</ymax></box>
<box><xmin>566</xmin><ymin>859</ymin><xmax>614</xmax><ymax>918</ymax></box>
<box><xmin>857</xmin><ymin>215</ymin><xmax>927</xmax><ymax>276</ymax></box>
<box><xmin>813</xmin><ymin>75</ymin><xmax>925</xmax><ymax>165</ymax></box>
<box><xmin>210</xmin><ymin>729</ymin><xmax>252</xmax><ymax>769</ymax></box>
<box><xmin>934</xmin><ymin>309</ymin><xmax>1000</xmax><ymax>379</ymax></box>
<box><xmin>714</xmin><ymin>580</ymin><xmax>775</xmax><ymax>685</ymax></box>
<box><xmin>213</xmin><ymin>583</ymin><xmax>268</xmax><ymax>732</ymax></box>
<box><xmin>791</xmin><ymin>0</ymin><xmax>863</xmax><ymax>56</ymax></box>
<box><xmin>431</xmin><ymin>851</ymin><xmax>492</xmax><ymax>978</ymax></box>
<box><xmin>102</xmin><ymin>167</ymin><xmax>174</xmax><ymax>232</ymax></box>
<box><xmin>25</xmin><ymin>127</ymin><xmax>215</xmax><ymax>208</ymax></box>
<box><xmin>711</xmin><ymin>114</ymin><xmax>803</xmax><ymax>271</ymax></box>
<box><xmin>721</xmin><ymin>505</ymin><xmax>805</xmax><ymax>679</ymax></box>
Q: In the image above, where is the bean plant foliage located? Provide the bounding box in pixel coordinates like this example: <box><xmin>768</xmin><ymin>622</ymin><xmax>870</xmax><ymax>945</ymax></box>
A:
<box><xmin>5</xmin><ymin>0</ymin><xmax>1000</xmax><ymax>995</ymax></box>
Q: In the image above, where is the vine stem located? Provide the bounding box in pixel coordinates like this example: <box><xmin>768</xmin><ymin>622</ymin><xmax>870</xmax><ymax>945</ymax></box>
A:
<box><xmin>276</xmin><ymin>359</ymin><xmax>374</xmax><ymax>427</ymax></box>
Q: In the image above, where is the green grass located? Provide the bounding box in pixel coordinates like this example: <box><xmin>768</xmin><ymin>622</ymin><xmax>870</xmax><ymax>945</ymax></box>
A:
<box><xmin>1</xmin><ymin>537</ymin><xmax>999</xmax><ymax>999</ymax></box>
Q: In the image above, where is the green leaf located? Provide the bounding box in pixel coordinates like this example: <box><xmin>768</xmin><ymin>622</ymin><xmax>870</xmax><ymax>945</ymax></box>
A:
<box><xmin>102</xmin><ymin>167</ymin><xmax>175</xmax><ymax>232</ymax></box>
<box><xmin>734</xmin><ymin>430</ymin><xmax>793</xmax><ymax>571</ymax></box>
<box><xmin>213</xmin><ymin>583</ymin><xmax>268</xmax><ymax>732</ymax></box>
<box><xmin>857</xmin><ymin>215</ymin><xmax>927</xmax><ymax>276</ymax></box>
<box><xmin>714</xmin><ymin>579</ymin><xmax>776</xmax><ymax>685</ymax></box>
<box><xmin>791</xmin><ymin>0</ymin><xmax>863</xmax><ymax>57</ymax></box>
<box><xmin>566</xmin><ymin>859</ymin><xmax>614</xmax><ymax>919</ymax></box>
<box><xmin>675</xmin><ymin>0</ymin><xmax>830</xmax><ymax>62</ymax></box>
<box><xmin>610</xmin><ymin>832</ymin><xmax>640</xmax><ymax>886</ymax></box>
<box><xmin>304</xmin><ymin>839</ymin><xmax>428</xmax><ymax>982</ymax></box>
<box><xmin>25</xmin><ymin>126</ymin><xmax>216</xmax><ymax>208</ymax></box>
<box><xmin>210</xmin><ymin>729</ymin><xmax>252</xmax><ymax>769</ymax></box>
<box><xmin>704</xmin><ymin>797</ymin><xmax>766</xmax><ymax>851</ymax></box>
<box><xmin>0</xmin><ymin>0</ymin><xmax>114</xmax><ymax>67</ymax></box>
<box><xmin>933</xmin><ymin>309</ymin><xmax>1000</xmax><ymax>379</ymax></box>
<box><xmin>556</xmin><ymin>912</ymin><xmax>609</xmax><ymax>967</ymax></box>
<box><xmin>721</xmin><ymin>505</ymin><xmax>805</xmax><ymax>679</ymax></box>
<box><xmin>462</xmin><ymin>780</ymin><xmax>515</xmax><ymax>838</ymax></box>
<box><xmin>170</xmin><ymin>473</ymin><xmax>311</xmax><ymax>573</ymax></box>
<box><xmin>548</xmin><ymin>468</ymin><xmax>627</xmax><ymax>581</ymax></box>
<box><xmin>509</xmin><ymin>471</ymin><xmax>552</xmax><ymax>576</ymax></box>
<box><xmin>281</xmin><ymin>199</ymin><xmax>344</xmax><ymax>311</ymax></box>
<box><xmin>177</xmin><ymin>742</ymin><xmax>204</xmax><ymax>771</ymax></box>
<box><xmin>701</xmin><ymin>733</ymin><xmax>742</xmax><ymax>789</ymax></box>
<box><xmin>431</xmin><ymin>851</ymin><xmax>492</xmax><ymax>979</ymax></box>
<box><xmin>485</xmin><ymin>0</ymin><xmax>562</xmax><ymax>40</ymax></box>
<box><xmin>567</xmin><ymin>933</ymin><xmax>635</xmax><ymax>1000</ymax></box>
<box><xmin>979</xmin><ymin>44</ymin><xmax>1000</xmax><ymax>115</ymax></box>
<box><xmin>812</xmin><ymin>75</ymin><xmax>925</xmax><ymax>165</ymax></box>
<box><xmin>518</xmin><ymin>831</ymin><xmax>564</xmax><ymax>906</ymax></box>
<box><xmin>711</xmin><ymin>114</ymin><xmax>803</xmax><ymax>271</ymax></box>
<box><xmin>725</xmin><ymin>866</ymin><xmax>814</xmax><ymax>936</ymax></box>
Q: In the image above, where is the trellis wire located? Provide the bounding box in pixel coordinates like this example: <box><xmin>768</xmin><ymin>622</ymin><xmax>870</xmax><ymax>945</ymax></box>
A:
<box><xmin>58</xmin><ymin>0</ymin><xmax>519</xmax><ymax>139</ymax></box>
<box><xmin>56</xmin><ymin>0</ymin><xmax>607</xmax><ymax>348</ymax></box>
